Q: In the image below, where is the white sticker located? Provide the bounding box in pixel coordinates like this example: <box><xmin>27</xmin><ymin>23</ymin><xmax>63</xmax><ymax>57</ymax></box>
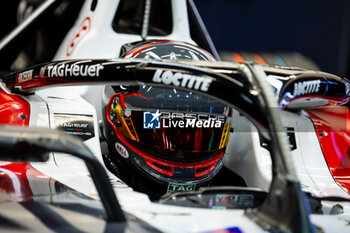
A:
<box><xmin>167</xmin><ymin>183</ymin><xmax>196</xmax><ymax>193</ymax></box>
<box><xmin>115</xmin><ymin>143</ymin><xmax>129</xmax><ymax>159</ymax></box>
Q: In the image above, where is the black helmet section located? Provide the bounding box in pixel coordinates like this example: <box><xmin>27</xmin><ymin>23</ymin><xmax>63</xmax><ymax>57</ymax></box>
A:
<box><xmin>121</xmin><ymin>40</ymin><xmax>216</xmax><ymax>61</ymax></box>
<box><xmin>120</xmin><ymin>86</ymin><xmax>230</xmax><ymax>161</ymax></box>
<box><xmin>103</xmin><ymin>86</ymin><xmax>232</xmax><ymax>197</ymax></box>
<box><xmin>103</xmin><ymin>40</ymin><xmax>229</xmax><ymax>199</ymax></box>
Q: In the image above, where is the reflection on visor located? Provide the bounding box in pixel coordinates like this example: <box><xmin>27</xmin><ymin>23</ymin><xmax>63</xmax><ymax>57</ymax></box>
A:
<box><xmin>110</xmin><ymin>111</ymin><xmax>230</xmax><ymax>160</ymax></box>
<box><xmin>119</xmin><ymin>86</ymin><xmax>228</xmax><ymax>114</ymax></box>
<box><xmin>133</xmin><ymin>111</ymin><xmax>229</xmax><ymax>156</ymax></box>
<box><xmin>108</xmin><ymin>89</ymin><xmax>231</xmax><ymax>161</ymax></box>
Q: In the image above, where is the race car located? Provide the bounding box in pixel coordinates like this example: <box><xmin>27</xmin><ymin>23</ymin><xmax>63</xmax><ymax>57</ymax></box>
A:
<box><xmin>0</xmin><ymin>54</ymin><xmax>337</xmax><ymax>233</ymax></box>
<box><xmin>0</xmin><ymin>0</ymin><xmax>350</xmax><ymax>232</ymax></box>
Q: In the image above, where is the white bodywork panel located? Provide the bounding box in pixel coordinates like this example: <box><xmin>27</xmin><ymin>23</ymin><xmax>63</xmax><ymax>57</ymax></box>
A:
<box><xmin>54</xmin><ymin>0</ymin><xmax>194</xmax><ymax>60</ymax></box>
<box><xmin>21</xmin><ymin>88</ymin><xmax>350</xmax><ymax>232</ymax></box>
<box><xmin>41</xmin><ymin>0</ymin><xmax>197</xmax><ymax>121</ymax></box>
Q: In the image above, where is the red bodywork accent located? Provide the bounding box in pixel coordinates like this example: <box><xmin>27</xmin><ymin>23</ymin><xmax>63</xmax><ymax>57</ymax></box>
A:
<box><xmin>125</xmin><ymin>40</ymin><xmax>170</xmax><ymax>57</ymax></box>
<box><xmin>66</xmin><ymin>17</ymin><xmax>91</xmax><ymax>57</ymax></box>
<box><xmin>0</xmin><ymin>162</ymin><xmax>34</xmax><ymax>201</ymax></box>
<box><xmin>0</xmin><ymin>88</ymin><xmax>30</xmax><ymax>125</ymax></box>
<box><xmin>0</xmin><ymin>87</ymin><xmax>51</xmax><ymax>201</ymax></box>
<box><xmin>0</xmin><ymin>87</ymin><xmax>35</xmax><ymax>200</ymax></box>
<box><xmin>107</xmin><ymin>94</ymin><xmax>223</xmax><ymax>177</ymax></box>
<box><xmin>0</xmin><ymin>162</ymin><xmax>52</xmax><ymax>202</ymax></box>
<box><xmin>306</xmin><ymin>106</ymin><xmax>350</xmax><ymax>193</ymax></box>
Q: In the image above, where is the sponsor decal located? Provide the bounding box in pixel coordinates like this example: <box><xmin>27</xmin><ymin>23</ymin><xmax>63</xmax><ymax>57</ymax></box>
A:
<box><xmin>167</xmin><ymin>183</ymin><xmax>196</xmax><ymax>193</ymax></box>
<box><xmin>212</xmin><ymin>194</ymin><xmax>253</xmax><ymax>209</ymax></box>
<box><xmin>153</xmin><ymin>69</ymin><xmax>212</xmax><ymax>92</ymax></box>
<box><xmin>286</xmin><ymin>127</ymin><xmax>297</xmax><ymax>151</ymax></box>
<box><xmin>17</xmin><ymin>69</ymin><xmax>33</xmax><ymax>84</ymax></box>
<box><xmin>143</xmin><ymin>110</ymin><xmax>224</xmax><ymax>129</ymax></box>
<box><xmin>60</xmin><ymin>122</ymin><xmax>88</xmax><ymax>128</ymax></box>
<box><xmin>143</xmin><ymin>110</ymin><xmax>161</xmax><ymax>129</ymax></box>
<box><xmin>66</xmin><ymin>17</ymin><xmax>91</xmax><ymax>57</ymax></box>
<box><xmin>46</xmin><ymin>63</ymin><xmax>104</xmax><ymax>77</ymax></box>
<box><xmin>260</xmin><ymin>127</ymin><xmax>297</xmax><ymax>151</ymax></box>
<box><xmin>215</xmin><ymin>194</ymin><xmax>237</xmax><ymax>208</ymax></box>
<box><xmin>40</xmin><ymin>67</ymin><xmax>46</xmax><ymax>77</ymax></box>
<box><xmin>54</xmin><ymin>114</ymin><xmax>95</xmax><ymax>141</ymax></box>
<box><xmin>123</xmin><ymin>109</ymin><xmax>132</xmax><ymax>117</ymax></box>
<box><xmin>115</xmin><ymin>142</ymin><xmax>129</xmax><ymax>159</ymax></box>
<box><xmin>293</xmin><ymin>80</ymin><xmax>321</xmax><ymax>97</ymax></box>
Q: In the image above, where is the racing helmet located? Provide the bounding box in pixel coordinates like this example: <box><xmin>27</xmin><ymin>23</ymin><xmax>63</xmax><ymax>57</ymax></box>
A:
<box><xmin>102</xmin><ymin>40</ymin><xmax>231</xmax><ymax>196</ymax></box>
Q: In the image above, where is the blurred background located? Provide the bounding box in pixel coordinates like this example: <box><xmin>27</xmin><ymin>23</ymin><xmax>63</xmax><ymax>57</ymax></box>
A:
<box><xmin>1</xmin><ymin>0</ymin><xmax>350</xmax><ymax>77</ymax></box>
<box><xmin>194</xmin><ymin>0</ymin><xmax>350</xmax><ymax>77</ymax></box>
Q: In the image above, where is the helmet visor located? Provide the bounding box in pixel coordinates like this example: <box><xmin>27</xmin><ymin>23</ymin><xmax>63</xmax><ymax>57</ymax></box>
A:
<box><xmin>108</xmin><ymin>86</ymin><xmax>231</xmax><ymax>161</ymax></box>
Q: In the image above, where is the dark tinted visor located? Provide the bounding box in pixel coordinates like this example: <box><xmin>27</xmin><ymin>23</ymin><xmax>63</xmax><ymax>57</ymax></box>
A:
<box><xmin>122</xmin><ymin>86</ymin><xmax>227</xmax><ymax>114</ymax></box>
<box><xmin>122</xmin><ymin>110</ymin><xmax>230</xmax><ymax>161</ymax></box>
<box><xmin>108</xmin><ymin>86</ymin><xmax>231</xmax><ymax>161</ymax></box>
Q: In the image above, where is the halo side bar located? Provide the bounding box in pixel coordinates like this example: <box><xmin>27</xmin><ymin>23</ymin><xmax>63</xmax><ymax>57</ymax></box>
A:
<box><xmin>2</xmin><ymin>59</ymin><xmax>268</xmax><ymax>132</ymax></box>
<box><xmin>246</xmin><ymin>63</ymin><xmax>315</xmax><ymax>233</ymax></box>
<box><xmin>250</xmin><ymin>63</ymin><xmax>296</xmax><ymax>177</ymax></box>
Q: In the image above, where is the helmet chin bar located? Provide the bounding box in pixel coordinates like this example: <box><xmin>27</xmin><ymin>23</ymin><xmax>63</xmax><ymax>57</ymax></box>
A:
<box><xmin>132</xmin><ymin>155</ymin><xmax>224</xmax><ymax>185</ymax></box>
<box><xmin>4</xmin><ymin>58</ymin><xmax>346</xmax><ymax>233</ymax></box>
